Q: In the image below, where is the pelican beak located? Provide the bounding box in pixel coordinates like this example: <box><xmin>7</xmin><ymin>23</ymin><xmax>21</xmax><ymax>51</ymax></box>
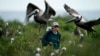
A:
<box><xmin>67</xmin><ymin>19</ymin><xmax>75</xmax><ymax>23</ymax></box>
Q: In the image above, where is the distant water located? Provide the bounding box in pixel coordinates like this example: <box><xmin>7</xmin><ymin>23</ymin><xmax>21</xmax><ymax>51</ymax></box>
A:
<box><xmin>0</xmin><ymin>10</ymin><xmax>100</xmax><ymax>23</ymax></box>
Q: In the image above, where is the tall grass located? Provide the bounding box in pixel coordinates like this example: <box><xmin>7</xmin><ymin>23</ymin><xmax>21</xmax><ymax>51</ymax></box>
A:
<box><xmin>0</xmin><ymin>16</ymin><xmax>100</xmax><ymax>56</ymax></box>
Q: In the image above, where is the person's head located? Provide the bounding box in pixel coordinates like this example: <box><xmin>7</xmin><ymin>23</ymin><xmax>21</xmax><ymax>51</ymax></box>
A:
<box><xmin>52</xmin><ymin>22</ymin><xmax>59</xmax><ymax>32</ymax></box>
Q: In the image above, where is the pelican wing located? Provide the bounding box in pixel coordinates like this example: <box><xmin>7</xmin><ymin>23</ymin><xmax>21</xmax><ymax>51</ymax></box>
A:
<box><xmin>42</xmin><ymin>1</ymin><xmax>56</xmax><ymax>19</ymax></box>
<box><xmin>25</xmin><ymin>3</ymin><xmax>42</xmax><ymax>21</ymax></box>
<box><xmin>64</xmin><ymin>4</ymin><xmax>80</xmax><ymax>17</ymax></box>
<box><xmin>85</xmin><ymin>18</ymin><xmax>100</xmax><ymax>27</ymax></box>
<box><xmin>26</xmin><ymin>3</ymin><xmax>41</xmax><ymax>15</ymax></box>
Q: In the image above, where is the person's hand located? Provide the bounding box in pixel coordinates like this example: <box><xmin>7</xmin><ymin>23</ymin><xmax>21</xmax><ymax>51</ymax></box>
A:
<box><xmin>49</xmin><ymin>42</ymin><xmax>53</xmax><ymax>46</ymax></box>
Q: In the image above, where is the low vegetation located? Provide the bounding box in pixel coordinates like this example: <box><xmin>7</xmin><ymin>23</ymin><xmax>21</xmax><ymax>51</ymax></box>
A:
<box><xmin>0</xmin><ymin>16</ymin><xmax>100</xmax><ymax>56</ymax></box>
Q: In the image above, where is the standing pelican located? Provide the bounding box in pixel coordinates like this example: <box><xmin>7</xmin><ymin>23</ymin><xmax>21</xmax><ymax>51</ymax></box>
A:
<box><xmin>64</xmin><ymin>4</ymin><xmax>100</xmax><ymax>32</ymax></box>
<box><xmin>25</xmin><ymin>1</ymin><xmax>56</xmax><ymax>28</ymax></box>
<box><xmin>73</xmin><ymin>26</ymin><xmax>81</xmax><ymax>36</ymax></box>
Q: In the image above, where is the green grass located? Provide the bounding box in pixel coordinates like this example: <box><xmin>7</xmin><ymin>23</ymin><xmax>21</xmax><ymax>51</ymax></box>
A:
<box><xmin>0</xmin><ymin>16</ymin><xmax>100</xmax><ymax>56</ymax></box>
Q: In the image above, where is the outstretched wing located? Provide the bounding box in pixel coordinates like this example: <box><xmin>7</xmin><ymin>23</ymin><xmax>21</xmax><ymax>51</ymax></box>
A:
<box><xmin>42</xmin><ymin>1</ymin><xmax>56</xmax><ymax>19</ymax></box>
<box><xmin>64</xmin><ymin>4</ymin><xmax>80</xmax><ymax>17</ymax></box>
<box><xmin>25</xmin><ymin>3</ymin><xmax>41</xmax><ymax>21</ymax></box>
<box><xmin>85</xmin><ymin>18</ymin><xmax>100</xmax><ymax>27</ymax></box>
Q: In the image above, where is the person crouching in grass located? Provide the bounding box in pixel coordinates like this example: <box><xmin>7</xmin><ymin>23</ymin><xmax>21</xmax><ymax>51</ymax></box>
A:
<box><xmin>41</xmin><ymin>22</ymin><xmax>61</xmax><ymax>53</ymax></box>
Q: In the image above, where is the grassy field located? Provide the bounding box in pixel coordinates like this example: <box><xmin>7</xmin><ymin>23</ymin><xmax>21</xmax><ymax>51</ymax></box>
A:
<box><xmin>0</xmin><ymin>16</ymin><xmax>100</xmax><ymax>56</ymax></box>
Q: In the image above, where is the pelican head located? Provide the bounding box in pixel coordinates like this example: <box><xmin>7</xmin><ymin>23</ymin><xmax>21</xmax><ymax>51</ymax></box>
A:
<box><xmin>67</xmin><ymin>16</ymin><xmax>82</xmax><ymax>23</ymax></box>
<box><xmin>74</xmin><ymin>16</ymin><xmax>82</xmax><ymax>22</ymax></box>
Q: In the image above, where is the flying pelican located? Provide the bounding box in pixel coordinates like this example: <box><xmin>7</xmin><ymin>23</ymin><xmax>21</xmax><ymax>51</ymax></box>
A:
<box><xmin>64</xmin><ymin>4</ymin><xmax>100</xmax><ymax>32</ymax></box>
<box><xmin>25</xmin><ymin>0</ymin><xmax>56</xmax><ymax>32</ymax></box>
<box><xmin>25</xmin><ymin>0</ymin><xmax>56</xmax><ymax>24</ymax></box>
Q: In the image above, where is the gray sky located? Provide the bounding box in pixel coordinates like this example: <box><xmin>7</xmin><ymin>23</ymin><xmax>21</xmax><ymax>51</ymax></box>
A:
<box><xmin>0</xmin><ymin>0</ymin><xmax>100</xmax><ymax>11</ymax></box>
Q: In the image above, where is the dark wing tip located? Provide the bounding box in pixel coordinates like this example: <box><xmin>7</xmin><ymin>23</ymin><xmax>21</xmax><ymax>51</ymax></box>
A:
<box><xmin>28</xmin><ymin>3</ymin><xmax>33</xmax><ymax>5</ymax></box>
<box><xmin>44</xmin><ymin>0</ymin><xmax>48</xmax><ymax>6</ymax></box>
<box><xmin>64</xmin><ymin>4</ymin><xmax>70</xmax><ymax>9</ymax></box>
<box><xmin>27</xmin><ymin>3</ymin><xmax>34</xmax><ymax>8</ymax></box>
<box><xmin>44</xmin><ymin>0</ymin><xmax>56</xmax><ymax>16</ymax></box>
<box><xmin>64</xmin><ymin>4</ymin><xmax>66</xmax><ymax>7</ymax></box>
<box><xmin>49</xmin><ymin>8</ymin><xmax>56</xmax><ymax>16</ymax></box>
<box><xmin>50</xmin><ymin>7</ymin><xmax>56</xmax><ymax>16</ymax></box>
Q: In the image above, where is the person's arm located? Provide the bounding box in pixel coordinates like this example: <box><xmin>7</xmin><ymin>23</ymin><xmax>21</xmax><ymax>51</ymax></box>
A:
<box><xmin>42</xmin><ymin>31</ymin><xmax>54</xmax><ymax>45</ymax></box>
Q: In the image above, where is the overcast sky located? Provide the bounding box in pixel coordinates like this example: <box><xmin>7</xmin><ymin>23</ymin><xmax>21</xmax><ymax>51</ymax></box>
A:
<box><xmin>0</xmin><ymin>0</ymin><xmax>100</xmax><ymax>11</ymax></box>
